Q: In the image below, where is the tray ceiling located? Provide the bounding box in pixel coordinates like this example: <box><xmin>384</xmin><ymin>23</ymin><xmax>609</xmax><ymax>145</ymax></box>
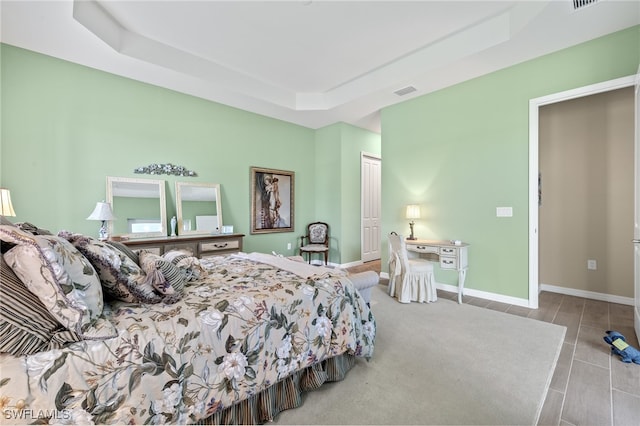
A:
<box><xmin>1</xmin><ymin>1</ymin><xmax>638</xmax><ymax>132</ymax></box>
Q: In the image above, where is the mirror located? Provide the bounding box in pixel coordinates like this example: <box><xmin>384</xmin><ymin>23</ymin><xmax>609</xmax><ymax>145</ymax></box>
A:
<box><xmin>175</xmin><ymin>182</ymin><xmax>223</xmax><ymax>236</ymax></box>
<box><xmin>106</xmin><ymin>176</ymin><xmax>167</xmax><ymax>239</ymax></box>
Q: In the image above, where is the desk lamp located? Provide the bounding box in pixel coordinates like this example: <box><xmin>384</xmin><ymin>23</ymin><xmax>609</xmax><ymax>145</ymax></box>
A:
<box><xmin>87</xmin><ymin>201</ymin><xmax>116</xmax><ymax>240</ymax></box>
<box><xmin>406</xmin><ymin>204</ymin><xmax>420</xmax><ymax>240</ymax></box>
<box><xmin>0</xmin><ymin>188</ymin><xmax>16</xmax><ymax>217</ymax></box>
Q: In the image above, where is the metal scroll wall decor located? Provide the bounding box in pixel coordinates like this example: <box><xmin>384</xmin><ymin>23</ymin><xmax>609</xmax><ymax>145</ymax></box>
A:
<box><xmin>134</xmin><ymin>163</ymin><xmax>197</xmax><ymax>177</ymax></box>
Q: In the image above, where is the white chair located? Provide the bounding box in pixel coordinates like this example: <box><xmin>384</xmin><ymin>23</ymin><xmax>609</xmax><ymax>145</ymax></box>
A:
<box><xmin>388</xmin><ymin>232</ymin><xmax>437</xmax><ymax>303</ymax></box>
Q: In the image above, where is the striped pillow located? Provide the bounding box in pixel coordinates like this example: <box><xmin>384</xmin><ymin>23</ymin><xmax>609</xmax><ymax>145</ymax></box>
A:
<box><xmin>163</xmin><ymin>249</ymin><xmax>206</xmax><ymax>282</ymax></box>
<box><xmin>0</xmin><ymin>256</ymin><xmax>80</xmax><ymax>355</ymax></box>
<box><xmin>105</xmin><ymin>240</ymin><xmax>139</xmax><ymax>265</ymax></box>
<box><xmin>138</xmin><ymin>250</ymin><xmax>185</xmax><ymax>299</ymax></box>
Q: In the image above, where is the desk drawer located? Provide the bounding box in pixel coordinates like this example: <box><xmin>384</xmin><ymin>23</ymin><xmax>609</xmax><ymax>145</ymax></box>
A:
<box><xmin>440</xmin><ymin>256</ymin><xmax>458</xmax><ymax>270</ymax></box>
<box><xmin>439</xmin><ymin>246</ymin><xmax>458</xmax><ymax>256</ymax></box>
<box><xmin>411</xmin><ymin>244</ymin><xmax>439</xmax><ymax>254</ymax></box>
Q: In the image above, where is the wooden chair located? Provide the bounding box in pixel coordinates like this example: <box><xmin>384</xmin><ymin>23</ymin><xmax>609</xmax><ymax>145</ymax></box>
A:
<box><xmin>299</xmin><ymin>222</ymin><xmax>329</xmax><ymax>265</ymax></box>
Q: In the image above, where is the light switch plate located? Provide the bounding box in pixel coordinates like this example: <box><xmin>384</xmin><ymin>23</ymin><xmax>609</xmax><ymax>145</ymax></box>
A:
<box><xmin>496</xmin><ymin>207</ymin><xmax>513</xmax><ymax>217</ymax></box>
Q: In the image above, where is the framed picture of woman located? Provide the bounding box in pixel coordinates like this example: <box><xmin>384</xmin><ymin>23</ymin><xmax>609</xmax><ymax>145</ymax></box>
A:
<box><xmin>250</xmin><ymin>167</ymin><xmax>295</xmax><ymax>234</ymax></box>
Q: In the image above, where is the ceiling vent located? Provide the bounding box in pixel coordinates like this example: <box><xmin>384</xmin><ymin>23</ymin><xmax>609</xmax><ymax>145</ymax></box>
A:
<box><xmin>573</xmin><ymin>0</ymin><xmax>600</xmax><ymax>11</ymax></box>
<box><xmin>394</xmin><ymin>86</ymin><xmax>417</xmax><ymax>96</ymax></box>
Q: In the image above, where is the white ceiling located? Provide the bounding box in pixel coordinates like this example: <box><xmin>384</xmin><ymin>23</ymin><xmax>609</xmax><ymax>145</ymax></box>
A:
<box><xmin>1</xmin><ymin>1</ymin><xmax>639</xmax><ymax>132</ymax></box>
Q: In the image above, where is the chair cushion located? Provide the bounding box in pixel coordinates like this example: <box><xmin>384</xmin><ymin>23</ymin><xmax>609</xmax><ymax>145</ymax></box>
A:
<box><xmin>308</xmin><ymin>223</ymin><xmax>327</xmax><ymax>243</ymax></box>
<box><xmin>408</xmin><ymin>258</ymin><xmax>434</xmax><ymax>272</ymax></box>
<box><xmin>300</xmin><ymin>244</ymin><xmax>329</xmax><ymax>252</ymax></box>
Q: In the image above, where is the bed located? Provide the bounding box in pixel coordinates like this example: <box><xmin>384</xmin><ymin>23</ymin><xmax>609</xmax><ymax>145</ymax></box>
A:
<box><xmin>0</xmin><ymin>223</ymin><xmax>375</xmax><ymax>425</ymax></box>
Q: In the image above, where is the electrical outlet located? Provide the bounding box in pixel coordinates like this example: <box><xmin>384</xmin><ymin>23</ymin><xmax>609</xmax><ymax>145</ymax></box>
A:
<box><xmin>287</xmin><ymin>243</ymin><xmax>292</xmax><ymax>250</ymax></box>
<box><xmin>587</xmin><ymin>259</ymin><xmax>597</xmax><ymax>270</ymax></box>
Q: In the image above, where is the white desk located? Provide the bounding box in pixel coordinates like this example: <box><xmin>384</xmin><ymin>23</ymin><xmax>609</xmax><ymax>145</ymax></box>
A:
<box><xmin>405</xmin><ymin>239</ymin><xmax>469</xmax><ymax>304</ymax></box>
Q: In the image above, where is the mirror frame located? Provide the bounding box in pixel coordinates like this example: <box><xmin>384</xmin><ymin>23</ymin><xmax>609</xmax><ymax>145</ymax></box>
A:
<box><xmin>175</xmin><ymin>182</ymin><xmax>223</xmax><ymax>236</ymax></box>
<box><xmin>106</xmin><ymin>176</ymin><xmax>167</xmax><ymax>239</ymax></box>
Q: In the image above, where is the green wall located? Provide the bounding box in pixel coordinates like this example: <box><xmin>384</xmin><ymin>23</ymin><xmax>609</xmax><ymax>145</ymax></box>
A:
<box><xmin>0</xmin><ymin>43</ymin><xmax>316</xmax><ymax>255</ymax></box>
<box><xmin>0</xmin><ymin>44</ymin><xmax>380</xmax><ymax>262</ymax></box>
<box><xmin>381</xmin><ymin>26</ymin><xmax>639</xmax><ymax>300</ymax></box>
<box><xmin>314</xmin><ymin>123</ymin><xmax>381</xmax><ymax>264</ymax></box>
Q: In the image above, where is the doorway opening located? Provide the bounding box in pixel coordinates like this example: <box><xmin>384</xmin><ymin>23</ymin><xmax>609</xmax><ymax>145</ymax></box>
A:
<box><xmin>529</xmin><ymin>75</ymin><xmax>636</xmax><ymax>309</ymax></box>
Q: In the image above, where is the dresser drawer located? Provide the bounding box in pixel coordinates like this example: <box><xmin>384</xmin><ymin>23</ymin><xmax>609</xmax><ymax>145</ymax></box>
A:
<box><xmin>137</xmin><ymin>246</ymin><xmax>162</xmax><ymax>255</ymax></box>
<box><xmin>164</xmin><ymin>242</ymin><xmax>197</xmax><ymax>256</ymax></box>
<box><xmin>440</xmin><ymin>256</ymin><xmax>458</xmax><ymax>270</ymax></box>
<box><xmin>200</xmin><ymin>239</ymin><xmax>240</xmax><ymax>253</ymax></box>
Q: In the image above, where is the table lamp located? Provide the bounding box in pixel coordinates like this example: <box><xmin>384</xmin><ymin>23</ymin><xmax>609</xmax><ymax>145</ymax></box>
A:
<box><xmin>87</xmin><ymin>201</ymin><xmax>116</xmax><ymax>240</ymax></box>
<box><xmin>0</xmin><ymin>188</ymin><xmax>16</xmax><ymax>216</ymax></box>
<box><xmin>406</xmin><ymin>204</ymin><xmax>420</xmax><ymax>240</ymax></box>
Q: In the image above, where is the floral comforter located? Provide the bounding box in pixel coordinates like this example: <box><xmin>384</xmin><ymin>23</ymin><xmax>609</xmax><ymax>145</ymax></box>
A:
<box><xmin>0</xmin><ymin>255</ymin><xmax>375</xmax><ymax>425</ymax></box>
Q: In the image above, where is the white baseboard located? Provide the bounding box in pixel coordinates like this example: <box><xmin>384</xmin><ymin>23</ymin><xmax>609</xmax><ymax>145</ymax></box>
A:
<box><xmin>540</xmin><ymin>283</ymin><xmax>634</xmax><ymax>306</ymax></box>
<box><xmin>378</xmin><ymin>273</ymin><xmax>533</xmax><ymax>307</ymax></box>
<box><xmin>339</xmin><ymin>260</ymin><xmax>365</xmax><ymax>269</ymax></box>
<box><xmin>434</xmin><ymin>282</ymin><xmax>533</xmax><ymax>308</ymax></box>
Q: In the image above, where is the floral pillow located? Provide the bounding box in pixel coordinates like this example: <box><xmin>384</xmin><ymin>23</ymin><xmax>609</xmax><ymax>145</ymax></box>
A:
<box><xmin>60</xmin><ymin>232</ymin><xmax>162</xmax><ymax>304</ymax></box>
<box><xmin>0</xmin><ymin>225</ymin><xmax>116</xmax><ymax>340</ymax></box>
<box><xmin>138</xmin><ymin>250</ymin><xmax>185</xmax><ymax>302</ymax></box>
<box><xmin>0</xmin><ymin>255</ymin><xmax>82</xmax><ymax>355</ymax></box>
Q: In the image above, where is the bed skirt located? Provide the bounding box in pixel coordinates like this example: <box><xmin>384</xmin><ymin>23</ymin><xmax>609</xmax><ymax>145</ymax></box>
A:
<box><xmin>198</xmin><ymin>354</ymin><xmax>356</xmax><ymax>425</ymax></box>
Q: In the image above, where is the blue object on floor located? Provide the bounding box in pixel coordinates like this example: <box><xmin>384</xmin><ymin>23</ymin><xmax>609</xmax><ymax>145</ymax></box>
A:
<box><xmin>603</xmin><ymin>330</ymin><xmax>640</xmax><ymax>364</ymax></box>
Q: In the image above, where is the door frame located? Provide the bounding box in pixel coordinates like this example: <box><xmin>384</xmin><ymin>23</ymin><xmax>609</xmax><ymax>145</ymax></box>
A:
<box><xmin>528</xmin><ymin>75</ymin><xmax>636</xmax><ymax>309</ymax></box>
<box><xmin>361</xmin><ymin>152</ymin><xmax>382</xmax><ymax>262</ymax></box>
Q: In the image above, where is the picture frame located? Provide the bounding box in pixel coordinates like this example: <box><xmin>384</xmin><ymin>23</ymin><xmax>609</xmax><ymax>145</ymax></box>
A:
<box><xmin>250</xmin><ymin>167</ymin><xmax>294</xmax><ymax>234</ymax></box>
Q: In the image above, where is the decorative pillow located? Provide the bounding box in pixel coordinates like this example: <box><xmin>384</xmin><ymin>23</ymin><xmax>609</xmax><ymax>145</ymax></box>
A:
<box><xmin>0</xmin><ymin>216</ymin><xmax>16</xmax><ymax>254</ymax></box>
<box><xmin>0</xmin><ymin>256</ymin><xmax>81</xmax><ymax>355</ymax></box>
<box><xmin>59</xmin><ymin>231</ymin><xmax>162</xmax><ymax>304</ymax></box>
<box><xmin>138</xmin><ymin>250</ymin><xmax>185</xmax><ymax>302</ymax></box>
<box><xmin>163</xmin><ymin>249</ymin><xmax>207</xmax><ymax>282</ymax></box>
<box><xmin>0</xmin><ymin>225</ymin><xmax>116</xmax><ymax>340</ymax></box>
<box><xmin>0</xmin><ymin>216</ymin><xmax>15</xmax><ymax>226</ymax></box>
<box><xmin>16</xmin><ymin>221</ymin><xmax>53</xmax><ymax>236</ymax></box>
<box><xmin>105</xmin><ymin>240</ymin><xmax>139</xmax><ymax>265</ymax></box>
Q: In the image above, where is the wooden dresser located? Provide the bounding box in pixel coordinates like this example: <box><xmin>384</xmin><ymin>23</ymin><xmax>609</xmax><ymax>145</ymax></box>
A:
<box><xmin>120</xmin><ymin>234</ymin><xmax>244</xmax><ymax>258</ymax></box>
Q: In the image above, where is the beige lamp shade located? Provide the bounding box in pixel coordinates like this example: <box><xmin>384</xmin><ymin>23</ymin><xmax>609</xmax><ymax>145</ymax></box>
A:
<box><xmin>406</xmin><ymin>204</ymin><xmax>420</xmax><ymax>220</ymax></box>
<box><xmin>0</xmin><ymin>188</ymin><xmax>16</xmax><ymax>216</ymax></box>
<box><xmin>87</xmin><ymin>202</ymin><xmax>116</xmax><ymax>221</ymax></box>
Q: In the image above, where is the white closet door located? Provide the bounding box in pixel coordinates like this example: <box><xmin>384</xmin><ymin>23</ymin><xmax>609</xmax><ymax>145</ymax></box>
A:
<box><xmin>361</xmin><ymin>153</ymin><xmax>381</xmax><ymax>262</ymax></box>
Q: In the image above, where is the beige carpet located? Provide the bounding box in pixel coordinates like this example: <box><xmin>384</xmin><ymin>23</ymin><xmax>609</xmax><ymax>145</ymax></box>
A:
<box><xmin>275</xmin><ymin>284</ymin><xmax>566</xmax><ymax>425</ymax></box>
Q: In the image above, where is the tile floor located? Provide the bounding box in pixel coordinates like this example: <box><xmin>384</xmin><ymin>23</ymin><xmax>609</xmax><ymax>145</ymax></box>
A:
<box><xmin>453</xmin><ymin>291</ymin><xmax>640</xmax><ymax>426</ymax></box>
<box><xmin>347</xmin><ymin>261</ymin><xmax>640</xmax><ymax>426</ymax></box>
